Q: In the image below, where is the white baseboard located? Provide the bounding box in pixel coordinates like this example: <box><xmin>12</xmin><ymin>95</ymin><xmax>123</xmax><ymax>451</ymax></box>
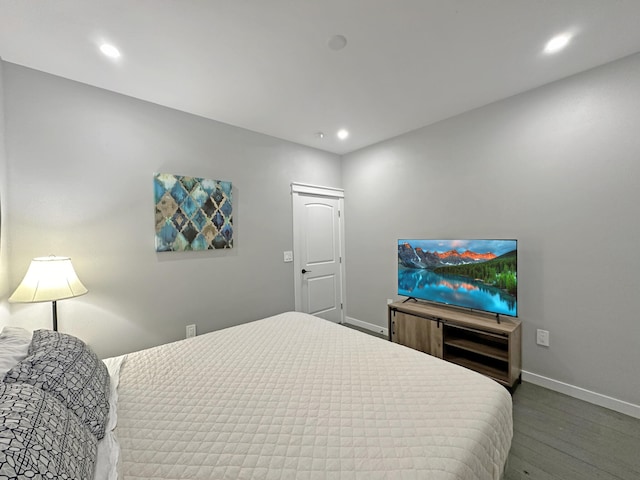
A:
<box><xmin>522</xmin><ymin>371</ymin><xmax>640</xmax><ymax>419</ymax></box>
<box><xmin>344</xmin><ymin>316</ymin><xmax>388</xmax><ymax>338</ymax></box>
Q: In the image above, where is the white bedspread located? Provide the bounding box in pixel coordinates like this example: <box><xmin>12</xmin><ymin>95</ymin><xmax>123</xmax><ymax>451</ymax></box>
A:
<box><xmin>115</xmin><ymin>312</ymin><xmax>512</xmax><ymax>479</ymax></box>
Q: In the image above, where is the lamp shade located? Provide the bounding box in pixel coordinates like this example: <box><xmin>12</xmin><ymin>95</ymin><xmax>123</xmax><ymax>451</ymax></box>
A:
<box><xmin>8</xmin><ymin>256</ymin><xmax>88</xmax><ymax>304</ymax></box>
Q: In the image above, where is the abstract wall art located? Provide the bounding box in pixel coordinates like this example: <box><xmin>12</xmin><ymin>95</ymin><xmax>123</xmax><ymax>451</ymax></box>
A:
<box><xmin>154</xmin><ymin>173</ymin><xmax>233</xmax><ymax>251</ymax></box>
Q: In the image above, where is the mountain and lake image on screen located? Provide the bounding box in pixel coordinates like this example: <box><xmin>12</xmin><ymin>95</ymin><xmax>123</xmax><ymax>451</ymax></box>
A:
<box><xmin>398</xmin><ymin>239</ymin><xmax>518</xmax><ymax>317</ymax></box>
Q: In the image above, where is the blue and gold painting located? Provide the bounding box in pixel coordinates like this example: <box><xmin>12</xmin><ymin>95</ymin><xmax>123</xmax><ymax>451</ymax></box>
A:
<box><xmin>154</xmin><ymin>173</ymin><xmax>233</xmax><ymax>251</ymax></box>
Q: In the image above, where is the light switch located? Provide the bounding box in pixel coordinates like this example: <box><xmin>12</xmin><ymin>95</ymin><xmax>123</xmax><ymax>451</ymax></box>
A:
<box><xmin>283</xmin><ymin>251</ymin><xmax>293</xmax><ymax>263</ymax></box>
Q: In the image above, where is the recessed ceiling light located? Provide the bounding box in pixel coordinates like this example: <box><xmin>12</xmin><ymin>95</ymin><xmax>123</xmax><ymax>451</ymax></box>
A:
<box><xmin>316</xmin><ymin>132</ymin><xmax>325</xmax><ymax>139</ymax></box>
<box><xmin>544</xmin><ymin>33</ymin><xmax>572</xmax><ymax>54</ymax></box>
<box><xmin>100</xmin><ymin>43</ymin><xmax>121</xmax><ymax>59</ymax></box>
<box><xmin>337</xmin><ymin>129</ymin><xmax>349</xmax><ymax>140</ymax></box>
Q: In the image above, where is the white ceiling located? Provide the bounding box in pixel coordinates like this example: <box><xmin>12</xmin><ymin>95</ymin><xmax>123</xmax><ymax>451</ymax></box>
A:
<box><xmin>1</xmin><ymin>1</ymin><xmax>640</xmax><ymax>155</ymax></box>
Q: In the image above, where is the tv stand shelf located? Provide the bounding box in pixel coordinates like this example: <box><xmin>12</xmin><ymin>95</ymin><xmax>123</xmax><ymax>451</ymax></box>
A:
<box><xmin>388</xmin><ymin>301</ymin><xmax>522</xmax><ymax>389</ymax></box>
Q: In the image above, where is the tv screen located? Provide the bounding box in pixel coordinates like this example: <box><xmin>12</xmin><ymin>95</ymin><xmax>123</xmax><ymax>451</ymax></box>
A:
<box><xmin>398</xmin><ymin>239</ymin><xmax>517</xmax><ymax>317</ymax></box>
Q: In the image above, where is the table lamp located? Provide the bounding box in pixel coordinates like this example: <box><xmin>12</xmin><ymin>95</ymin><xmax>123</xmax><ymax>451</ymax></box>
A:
<box><xmin>8</xmin><ymin>256</ymin><xmax>88</xmax><ymax>331</ymax></box>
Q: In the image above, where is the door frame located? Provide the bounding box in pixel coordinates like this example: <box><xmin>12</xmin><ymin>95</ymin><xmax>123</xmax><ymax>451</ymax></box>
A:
<box><xmin>291</xmin><ymin>182</ymin><xmax>346</xmax><ymax>323</ymax></box>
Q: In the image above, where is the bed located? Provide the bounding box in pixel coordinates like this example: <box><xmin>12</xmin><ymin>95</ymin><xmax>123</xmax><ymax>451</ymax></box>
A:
<box><xmin>1</xmin><ymin>311</ymin><xmax>512</xmax><ymax>480</ymax></box>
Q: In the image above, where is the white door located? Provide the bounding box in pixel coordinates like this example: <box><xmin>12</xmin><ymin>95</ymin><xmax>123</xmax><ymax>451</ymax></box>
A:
<box><xmin>292</xmin><ymin>183</ymin><xmax>345</xmax><ymax>323</ymax></box>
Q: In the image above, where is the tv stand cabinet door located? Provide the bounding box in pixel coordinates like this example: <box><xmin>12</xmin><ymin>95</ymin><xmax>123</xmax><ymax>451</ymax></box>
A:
<box><xmin>392</xmin><ymin>311</ymin><xmax>443</xmax><ymax>358</ymax></box>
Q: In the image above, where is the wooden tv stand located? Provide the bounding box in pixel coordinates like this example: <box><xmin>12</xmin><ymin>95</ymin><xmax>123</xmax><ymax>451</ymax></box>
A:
<box><xmin>388</xmin><ymin>300</ymin><xmax>522</xmax><ymax>389</ymax></box>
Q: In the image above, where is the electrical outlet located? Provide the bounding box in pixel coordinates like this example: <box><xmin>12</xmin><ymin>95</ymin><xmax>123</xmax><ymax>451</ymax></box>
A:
<box><xmin>387</xmin><ymin>298</ymin><xmax>393</xmax><ymax>304</ymax></box>
<box><xmin>186</xmin><ymin>324</ymin><xmax>197</xmax><ymax>338</ymax></box>
<box><xmin>536</xmin><ymin>329</ymin><xmax>550</xmax><ymax>347</ymax></box>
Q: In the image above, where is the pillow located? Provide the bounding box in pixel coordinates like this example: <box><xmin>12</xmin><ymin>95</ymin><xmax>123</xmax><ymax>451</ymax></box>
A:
<box><xmin>94</xmin><ymin>355</ymin><xmax>125</xmax><ymax>480</ymax></box>
<box><xmin>4</xmin><ymin>330</ymin><xmax>110</xmax><ymax>439</ymax></box>
<box><xmin>0</xmin><ymin>326</ymin><xmax>33</xmax><ymax>380</ymax></box>
<box><xmin>0</xmin><ymin>382</ymin><xmax>98</xmax><ymax>479</ymax></box>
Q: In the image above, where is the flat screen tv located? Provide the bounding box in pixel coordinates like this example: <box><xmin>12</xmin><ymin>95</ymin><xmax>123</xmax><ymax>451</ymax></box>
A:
<box><xmin>398</xmin><ymin>239</ymin><xmax>517</xmax><ymax>317</ymax></box>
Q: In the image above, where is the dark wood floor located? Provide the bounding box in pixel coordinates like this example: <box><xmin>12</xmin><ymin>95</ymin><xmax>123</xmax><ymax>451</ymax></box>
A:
<box><xmin>506</xmin><ymin>382</ymin><xmax>640</xmax><ymax>480</ymax></box>
<box><xmin>342</xmin><ymin>324</ymin><xmax>640</xmax><ymax>479</ymax></box>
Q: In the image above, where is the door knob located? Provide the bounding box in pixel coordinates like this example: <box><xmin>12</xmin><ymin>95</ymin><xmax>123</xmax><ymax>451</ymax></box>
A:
<box><xmin>302</xmin><ymin>269</ymin><xmax>312</xmax><ymax>274</ymax></box>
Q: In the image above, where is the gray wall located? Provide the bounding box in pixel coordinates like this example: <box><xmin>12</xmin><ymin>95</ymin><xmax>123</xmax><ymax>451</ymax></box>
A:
<box><xmin>0</xmin><ymin>58</ymin><xmax>9</xmax><ymax>308</ymax></box>
<box><xmin>0</xmin><ymin>63</ymin><xmax>342</xmax><ymax>358</ymax></box>
<box><xmin>342</xmin><ymin>53</ymin><xmax>640</xmax><ymax>407</ymax></box>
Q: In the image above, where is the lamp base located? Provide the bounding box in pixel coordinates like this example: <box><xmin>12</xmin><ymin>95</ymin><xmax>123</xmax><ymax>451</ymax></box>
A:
<box><xmin>52</xmin><ymin>300</ymin><xmax>58</xmax><ymax>332</ymax></box>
